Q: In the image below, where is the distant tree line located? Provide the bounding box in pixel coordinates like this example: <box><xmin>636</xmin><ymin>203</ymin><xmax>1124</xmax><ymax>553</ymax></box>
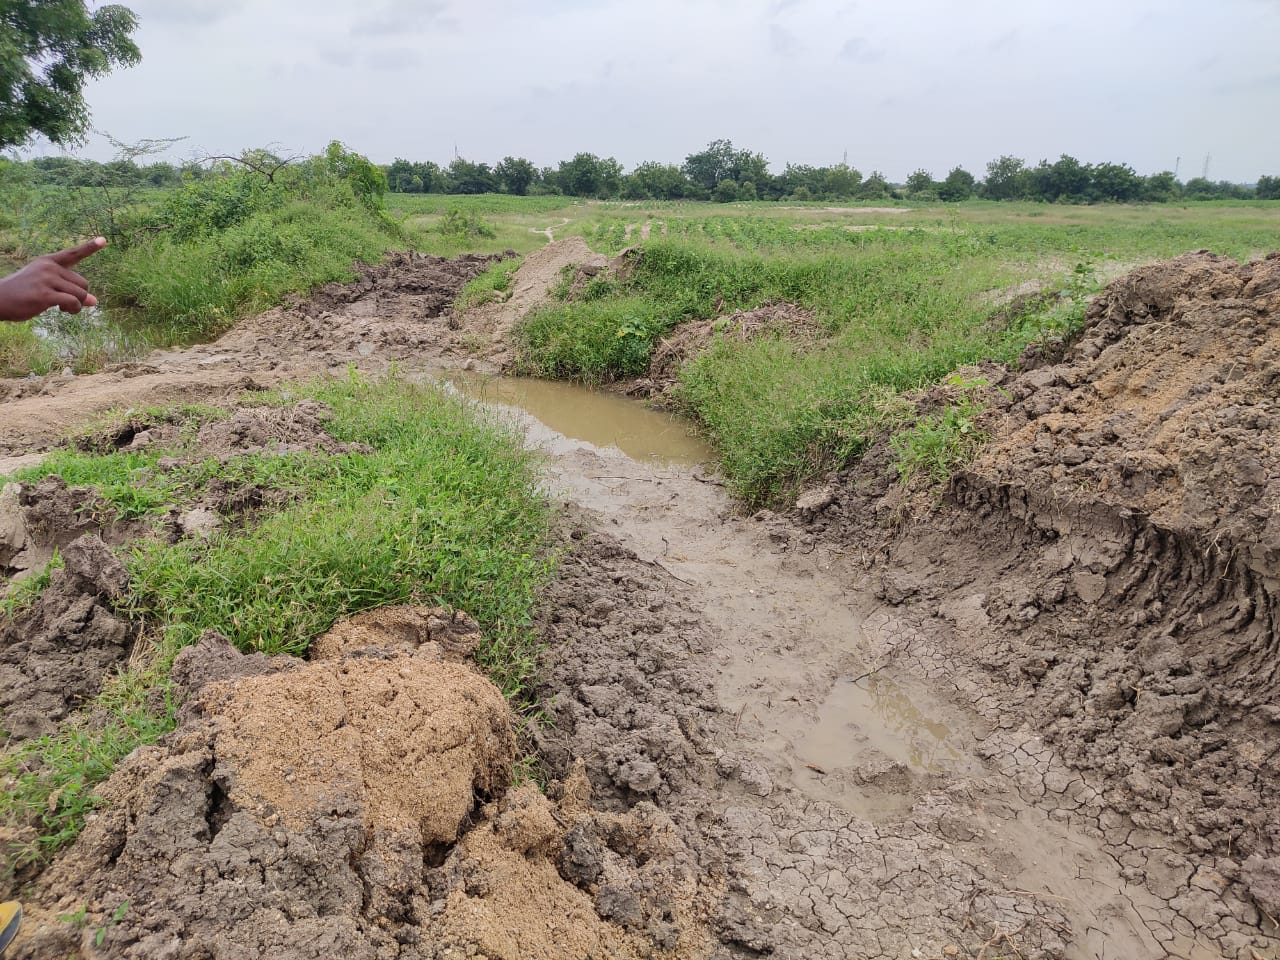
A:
<box><xmin>385</xmin><ymin>141</ymin><xmax>1279</xmax><ymax>203</ymax></box>
<box><xmin>8</xmin><ymin>142</ymin><xmax>1279</xmax><ymax>204</ymax></box>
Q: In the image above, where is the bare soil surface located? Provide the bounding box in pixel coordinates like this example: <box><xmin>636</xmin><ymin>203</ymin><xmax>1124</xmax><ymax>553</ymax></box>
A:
<box><xmin>4</xmin><ymin>249</ymin><xmax>1279</xmax><ymax>958</ymax></box>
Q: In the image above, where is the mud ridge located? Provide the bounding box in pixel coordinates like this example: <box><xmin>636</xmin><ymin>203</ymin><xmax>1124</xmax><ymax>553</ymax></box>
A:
<box><xmin>787</xmin><ymin>251</ymin><xmax>1280</xmax><ymax>956</ymax></box>
<box><xmin>10</xmin><ymin>618</ymin><xmax>711</xmax><ymax>960</ymax></box>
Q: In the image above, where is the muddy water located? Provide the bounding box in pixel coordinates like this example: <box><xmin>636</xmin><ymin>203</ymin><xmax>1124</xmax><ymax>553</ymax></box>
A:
<box><xmin>443</xmin><ymin>371</ymin><xmax>713</xmax><ymax>468</ymax></box>
<box><xmin>458</xmin><ymin>382</ymin><xmax>1219</xmax><ymax>960</ymax></box>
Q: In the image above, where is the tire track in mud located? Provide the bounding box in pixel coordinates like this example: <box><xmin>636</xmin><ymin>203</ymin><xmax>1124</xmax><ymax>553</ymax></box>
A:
<box><xmin>469</xmin><ymin>405</ymin><xmax>1254</xmax><ymax>959</ymax></box>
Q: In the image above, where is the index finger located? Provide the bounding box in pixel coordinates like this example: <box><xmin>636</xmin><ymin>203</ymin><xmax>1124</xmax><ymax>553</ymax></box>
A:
<box><xmin>48</xmin><ymin>236</ymin><xmax>107</xmax><ymax>267</ymax></box>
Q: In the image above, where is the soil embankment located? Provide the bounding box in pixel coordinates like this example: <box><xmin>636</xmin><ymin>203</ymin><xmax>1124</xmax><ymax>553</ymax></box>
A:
<box><xmin>3</xmin><ymin>250</ymin><xmax>1279</xmax><ymax>958</ymax></box>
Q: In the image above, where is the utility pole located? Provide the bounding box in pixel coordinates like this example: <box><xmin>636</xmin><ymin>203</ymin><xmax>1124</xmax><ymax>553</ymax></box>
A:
<box><xmin>1174</xmin><ymin>156</ymin><xmax>1181</xmax><ymax>179</ymax></box>
<box><xmin>1202</xmin><ymin>153</ymin><xmax>1211</xmax><ymax>179</ymax></box>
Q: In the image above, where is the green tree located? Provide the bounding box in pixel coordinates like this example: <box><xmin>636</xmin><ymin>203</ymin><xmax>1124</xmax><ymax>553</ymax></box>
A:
<box><xmin>387</xmin><ymin>158</ymin><xmax>416</xmax><ymax>192</ymax></box>
<box><xmin>557</xmin><ymin>152</ymin><xmax>621</xmax><ymax>198</ymax></box>
<box><xmin>821</xmin><ymin>163</ymin><xmax>862</xmax><ymax>198</ymax></box>
<box><xmin>0</xmin><ymin>0</ymin><xmax>141</xmax><ymax>148</ymax></box>
<box><xmin>938</xmin><ymin>166</ymin><xmax>975</xmax><ymax>202</ymax></box>
<box><xmin>1140</xmin><ymin>171</ymin><xmax>1180</xmax><ymax>202</ymax></box>
<box><xmin>683</xmin><ymin>139</ymin><xmax>769</xmax><ymax>192</ymax></box>
<box><xmin>981</xmin><ymin>155</ymin><xmax>1027</xmax><ymax>200</ymax></box>
<box><xmin>1089</xmin><ymin>161</ymin><xmax>1141</xmax><ymax>202</ymax></box>
<box><xmin>1256</xmin><ymin>175</ymin><xmax>1280</xmax><ymax>200</ymax></box>
<box><xmin>445</xmin><ymin>158</ymin><xmax>496</xmax><ymax>194</ymax></box>
<box><xmin>858</xmin><ymin>170</ymin><xmax>891</xmax><ymax>199</ymax></box>
<box><xmin>495</xmin><ymin>156</ymin><xmax>536</xmax><ymax>195</ymax></box>
<box><xmin>624</xmin><ymin>161</ymin><xmax>690</xmax><ymax>200</ymax></box>
<box><xmin>713</xmin><ymin>178</ymin><xmax>739</xmax><ymax>203</ymax></box>
<box><xmin>905</xmin><ymin>168</ymin><xmax>936</xmax><ymax>198</ymax></box>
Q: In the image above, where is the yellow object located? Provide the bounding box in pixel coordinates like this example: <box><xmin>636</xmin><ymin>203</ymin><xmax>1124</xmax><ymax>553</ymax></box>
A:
<box><xmin>0</xmin><ymin>901</ymin><xmax>19</xmax><ymax>954</ymax></box>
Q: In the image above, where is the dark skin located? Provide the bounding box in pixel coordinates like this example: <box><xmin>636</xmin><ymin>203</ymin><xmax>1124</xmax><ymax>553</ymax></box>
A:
<box><xmin>0</xmin><ymin>237</ymin><xmax>106</xmax><ymax>323</ymax></box>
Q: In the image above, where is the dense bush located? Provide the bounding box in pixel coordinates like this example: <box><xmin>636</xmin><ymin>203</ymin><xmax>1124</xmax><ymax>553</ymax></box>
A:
<box><xmin>98</xmin><ymin>143</ymin><xmax>400</xmax><ymax>334</ymax></box>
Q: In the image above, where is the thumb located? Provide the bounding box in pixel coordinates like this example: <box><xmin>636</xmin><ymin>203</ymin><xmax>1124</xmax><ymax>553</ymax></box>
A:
<box><xmin>48</xmin><ymin>236</ymin><xmax>107</xmax><ymax>267</ymax></box>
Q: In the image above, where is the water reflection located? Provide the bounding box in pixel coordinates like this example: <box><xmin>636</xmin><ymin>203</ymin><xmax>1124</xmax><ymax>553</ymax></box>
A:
<box><xmin>444</xmin><ymin>371</ymin><xmax>713</xmax><ymax>469</ymax></box>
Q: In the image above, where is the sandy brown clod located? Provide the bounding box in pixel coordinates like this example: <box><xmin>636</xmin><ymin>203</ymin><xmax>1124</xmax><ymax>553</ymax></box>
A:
<box><xmin>309</xmin><ymin>604</ymin><xmax>483</xmax><ymax>662</ymax></box>
<box><xmin>208</xmin><ymin>655</ymin><xmax>514</xmax><ymax>840</ymax></box>
<box><xmin>11</xmin><ymin>632</ymin><xmax>706</xmax><ymax>960</ymax></box>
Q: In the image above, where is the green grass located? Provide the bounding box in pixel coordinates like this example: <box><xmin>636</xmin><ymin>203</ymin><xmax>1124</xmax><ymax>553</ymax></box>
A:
<box><xmin>0</xmin><ymin>375</ymin><xmax>553</xmax><ymax>879</ymax></box>
<box><xmin>509</xmin><ymin>199</ymin><xmax>1280</xmax><ymax>503</ymax></box>
<box><xmin>104</xmin><ymin>197</ymin><xmax>399</xmax><ymax>338</ymax></box>
<box><xmin>455</xmin><ymin>257</ymin><xmax>522</xmax><ymax>311</ymax></box>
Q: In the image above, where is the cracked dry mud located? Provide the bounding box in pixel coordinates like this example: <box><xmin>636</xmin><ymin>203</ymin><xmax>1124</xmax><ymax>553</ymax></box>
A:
<box><xmin>3</xmin><ymin>250</ymin><xmax>1279</xmax><ymax>959</ymax></box>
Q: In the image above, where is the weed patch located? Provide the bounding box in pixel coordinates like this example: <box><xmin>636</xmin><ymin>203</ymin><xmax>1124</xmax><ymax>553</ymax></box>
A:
<box><xmin>0</xmin><ymin>375</ymin><xmax>553</xmax><ymax>874</ymax></box>
<box><xmin>455</xmin><ymin>257</ymin><xmax>521</xmax><ymax>311</ymax></box>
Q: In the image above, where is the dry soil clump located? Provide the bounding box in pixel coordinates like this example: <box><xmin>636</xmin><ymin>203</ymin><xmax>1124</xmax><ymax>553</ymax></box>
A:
<box><xmin>11</xmin><ymin>616</ymin><xmax>707</xmax><ymax>960</ymax></box>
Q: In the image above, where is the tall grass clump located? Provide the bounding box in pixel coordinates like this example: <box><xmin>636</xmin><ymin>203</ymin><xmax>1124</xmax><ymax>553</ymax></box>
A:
<box><xmin>100</xmin><ymin>143</ymin><xmax>401</xmax><ymax>337</ymax></box>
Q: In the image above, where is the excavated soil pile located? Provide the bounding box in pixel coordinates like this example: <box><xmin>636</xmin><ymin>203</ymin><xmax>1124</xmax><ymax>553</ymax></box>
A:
<box><xmin>623</xmin><ymin>302</ymin><xmax>822</xmax><ymax>405</ymax></box>
<box><xmin>12</xmin><ymin>613</ymin><xmax>708</xmax><ymax>960</ymax></box>
<box><xmin>0</xmin><ymin>533</ymin><xmax>128</xmax><ymax>745</ymax></box>
<box><xmin>795</xmin><ymin>251</ymin><xmax>1280</xmax><ymax>953</ymax></box>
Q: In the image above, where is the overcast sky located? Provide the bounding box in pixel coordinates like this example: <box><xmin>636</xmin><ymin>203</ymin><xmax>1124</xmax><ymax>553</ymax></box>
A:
<box><xmin>56</xmin><ymin>0</ymin><xmax>1280</xmax><ymax>182</ymax></box>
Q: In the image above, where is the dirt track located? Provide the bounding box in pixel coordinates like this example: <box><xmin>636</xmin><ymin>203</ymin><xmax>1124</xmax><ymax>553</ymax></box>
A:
<box><xmin>3</xmin><ymin>248</ymin><xmax>1280</xmax><ymax>958</ymax></box>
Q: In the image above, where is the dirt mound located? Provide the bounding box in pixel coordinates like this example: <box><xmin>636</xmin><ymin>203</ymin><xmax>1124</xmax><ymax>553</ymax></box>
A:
<box><xmin>791</xmin><ymin>251</ymin><xmax>1280</xmax><ymax>955</ymax></box>
<box><xmin>304</xmin><ymin>251</ymin><xmax>504</xmax><ymax>316</ymax></box>
<box><xmin>461</xmin><ymin>238</ymin><xmax>611</xmax><ymax>366</ymax></box>
<box><xmin>0</xmin><ymin>475</ymin><xmax>122</xmax><ymax>579</ymax></box>
<box><xmin>192</xmin><ymin>398</ymin><xmax>365</xmax><ymax>458</ymax></box>
<box><xmin>624</xmin><ymin>302</ymin><xmax>822</xmax><ymax>404</ymax></box>
<box><xmin>12</xmin><ymin>623</ymin><xmax>706</xmax><ymax>960</ymax></box>
<box><xmin>0</xmin><ymin>534</ymin><xmax>130</xmax><ymax>746</ymax></box>
<box><xmin>310</xmin><ymin>605</ymin><xmax>483</xmax><ymax>662</ymax></box>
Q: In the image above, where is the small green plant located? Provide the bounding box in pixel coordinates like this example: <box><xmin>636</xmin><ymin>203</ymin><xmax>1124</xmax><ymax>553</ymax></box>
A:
<box><xmin>890</xmin><ymin>374</ymin><xmax>993</xmax><ymax>486</ymax></box>
<box><xmin>93</xmin><ymin>899</ymin><xmax>131</xmax><ymax>947</ymax></box>
<box><xmin>455</xmin><ymin>258</ymin><xmax>520</xmax><ymax>310</ymax></box>
<box><xmin>435</xmin><ymin>208</ymin><xmax>497</xmax><ymax>241</ymax></box>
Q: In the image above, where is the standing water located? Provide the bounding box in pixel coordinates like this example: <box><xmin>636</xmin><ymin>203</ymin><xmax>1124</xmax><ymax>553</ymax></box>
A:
<box><xmin>443</xmin><ymin>371</ymin><xmax>713</xmax><ymax>469</ymax></box>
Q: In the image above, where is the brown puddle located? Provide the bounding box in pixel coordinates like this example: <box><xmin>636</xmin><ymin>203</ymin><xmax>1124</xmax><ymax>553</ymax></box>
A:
<box><xmin>798</xmin><ymin>674</ymin><xmax>971</xmax><ymax>774</ymax></box>
<box><xmin>443</xmin><ymin>372</ymin><xmax>714</xmax><ymax>468</ymax></box>
<box><xmin>791</xmin><ymin>672</ymin><xmax>989</xmax><ymax>821</ymax></box>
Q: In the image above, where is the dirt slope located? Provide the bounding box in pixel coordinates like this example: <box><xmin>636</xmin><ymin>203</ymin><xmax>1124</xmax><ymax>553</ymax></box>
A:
<box><xmin>783</xmin><ymin>251</ymin><xmax>1280</xmax><ymax>956</ymax></box>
